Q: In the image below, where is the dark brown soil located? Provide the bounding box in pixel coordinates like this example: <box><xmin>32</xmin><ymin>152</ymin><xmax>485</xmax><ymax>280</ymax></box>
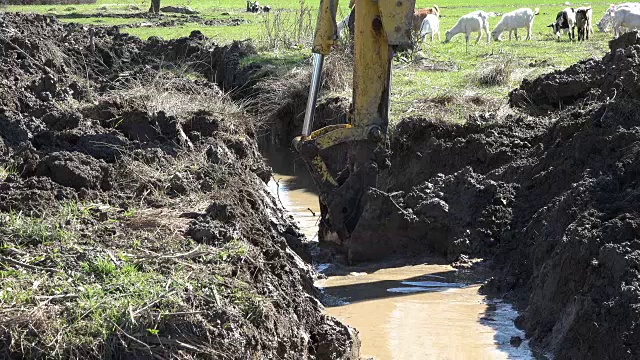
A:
<box><xmin>6</xmin><ymin>8</ymin><xmax>639</xmax><ymax>360</ymax></box>
<box><xmin>349</xmin><ymin>31</ymin><xmax>640</xmax><ymax>359</ymax></box>
<box><xmin>0</xmin><ymin>13</ymin><xmax>357</xmax><ymax>359</ymax></box>
<box><xmin>510</xmin><ymin>31</ymin><xmax>640</xmax><ymax>112</ymax></box>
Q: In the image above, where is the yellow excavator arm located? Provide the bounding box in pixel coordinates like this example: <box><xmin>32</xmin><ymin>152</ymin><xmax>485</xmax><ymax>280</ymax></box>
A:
<box><xmin>312</xmin><ymin>0</ymin><xmax>340</xmax><ymax>55</ymax></box>
<box><xmin>293</xmin><ymin>0</ymin><xmax>415</xmax><ymax>256</ymax></box>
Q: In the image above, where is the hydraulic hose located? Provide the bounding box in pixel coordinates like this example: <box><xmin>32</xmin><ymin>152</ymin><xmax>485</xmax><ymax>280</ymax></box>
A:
<box><xmin>302</xmin><ymin>53</ymin><xmax>324</xmax><ymax>137</ymax></box>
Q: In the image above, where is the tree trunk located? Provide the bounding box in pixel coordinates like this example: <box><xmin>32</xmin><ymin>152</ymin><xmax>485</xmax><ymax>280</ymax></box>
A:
<box><xmin>149</xmin><ymin>0</ymin><xmax>161</xmax><ymax>13</ymax></box>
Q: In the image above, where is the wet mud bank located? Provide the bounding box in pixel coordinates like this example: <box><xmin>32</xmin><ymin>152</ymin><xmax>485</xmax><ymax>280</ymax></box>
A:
<box><xmin>0</xmin><ymin>13</ymin><xmax>357</xmax><ymax>359</ymax></box>
<box><xmin>265</xmin><ymin>148</ymin><xmax>536</xmax><ymax>359</ymax></box>
<box><xmin>255</xmin><ymin>30</ymin><xmax>640</xmax><ymax>359</ymax></box>
<box><xmin>357</xmin><ymin>32</ymin><xmax>640</xmax><ymax>359</ymax></box>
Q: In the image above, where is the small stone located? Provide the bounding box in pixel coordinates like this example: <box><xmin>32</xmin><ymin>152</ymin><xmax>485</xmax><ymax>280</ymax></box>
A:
<box><xmin>510</xmin><ymin>336</ymin><xmax>523</xmax><ymax>347</ymax></box>
<box><xmin>98</xmin><ymin>211</ymin><xmax>109</xmax><ymax>222</ymax></box>
<box><xmin>170</xmin><ymin>172</ymin><xmax>189</xmax><ymax>195</ymax></box>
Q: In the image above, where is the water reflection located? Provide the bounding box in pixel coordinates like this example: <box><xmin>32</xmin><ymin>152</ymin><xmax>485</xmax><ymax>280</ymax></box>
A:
<box><xmin>263</xmin><ymin>146</ymin><xmax>320</xmax><ymax>240</ymax></box>
<box><xmin>317</xmin><ymin>265</ymin><xmax>536</xmax><ymax>360</ymax></box>
<box><xmin>263</xmin><ymin>147</ymin><xmax>536</xmax><ymax>360</ymax></box>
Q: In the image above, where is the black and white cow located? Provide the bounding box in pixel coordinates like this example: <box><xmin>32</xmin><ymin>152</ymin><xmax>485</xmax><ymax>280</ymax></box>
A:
<box><xmin>548</xmin><ymin>8</ymin><xmax>577</xmax><ymax>41</ymax></box>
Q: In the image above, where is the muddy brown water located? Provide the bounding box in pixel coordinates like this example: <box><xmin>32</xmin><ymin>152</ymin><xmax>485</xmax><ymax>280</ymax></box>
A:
<box><xmin>264</xmin><ymin>147</ymin><xmax>535</xmax><ymax>360</ymax></box>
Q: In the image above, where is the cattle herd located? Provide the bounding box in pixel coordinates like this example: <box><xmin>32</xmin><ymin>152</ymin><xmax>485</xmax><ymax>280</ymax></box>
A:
<box><xmin>246</xmin><ymin>0</ymin><xmax>270</xmax><ymax>13</ymax></box>
<box><xmin>337</xmin><ymin>3</ymin><xmax>640</xmax><ymax>48</ymax></box>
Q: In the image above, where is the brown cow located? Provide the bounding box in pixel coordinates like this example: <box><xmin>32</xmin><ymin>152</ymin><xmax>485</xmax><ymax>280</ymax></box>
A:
<box><xmin>413</xmin><ymin>5</ymin><xmax>440</xmax><ymax>32</ymax></box>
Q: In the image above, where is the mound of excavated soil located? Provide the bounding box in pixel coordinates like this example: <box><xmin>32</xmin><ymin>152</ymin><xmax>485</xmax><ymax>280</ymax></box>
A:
<box><xmin>0</xmin><ymin>13</ymin><xmax>357</xmax><ymax>359</ymax></box>
<box><xmin>352</xmin><ymin>32</ymin><xmax>640</xmax><ymax>358</ymax></box>
<box><xmin>510</xmin><ymin>31</ymin><xmax>640</xmax><ymax>111</ymax></box>
<box><xmin>54</xmin><ymin>12</ymin><xmax>248</xmax><ymax>29</ymax></box>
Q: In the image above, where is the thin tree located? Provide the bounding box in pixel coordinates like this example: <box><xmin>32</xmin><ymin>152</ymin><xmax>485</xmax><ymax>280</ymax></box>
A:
<box><xmin>149</xmin><ymin>0</ymin><xmax>161</xmax><ymax>13</ymax></box>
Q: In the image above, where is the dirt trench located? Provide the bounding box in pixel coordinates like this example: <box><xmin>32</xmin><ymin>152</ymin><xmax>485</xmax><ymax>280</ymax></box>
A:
<box><xmin>255</xmin><ymin>26</ymin><xmax>640</xmax><ymax>358</ymax></box>
<box><xmin>344</xmin><ymin>32</ymin><xmax>640</xmax><ymax>359</ymax></box>
<box><xmin>0</xmin><ymin>13</ymin><xmax>358</xmax><ymax>359</ymax></box>
<box><xmin>4</xmin><ymin>10</ymin><xmax>640</xmax><ymax>360</ymax></box>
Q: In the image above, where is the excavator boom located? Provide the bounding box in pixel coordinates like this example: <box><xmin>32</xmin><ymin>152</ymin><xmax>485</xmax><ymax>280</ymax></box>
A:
<box><xmin>294</xmin><ymin>0</ymin><xmax>415</xmax><ymax>260</ymax></box>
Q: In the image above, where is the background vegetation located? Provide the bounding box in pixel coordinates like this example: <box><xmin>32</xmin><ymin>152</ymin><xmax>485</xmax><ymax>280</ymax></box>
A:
<box><xmin>3</xmin><ymin>0</ymin><xmax>612</xmax><ymax>118</ymax></box>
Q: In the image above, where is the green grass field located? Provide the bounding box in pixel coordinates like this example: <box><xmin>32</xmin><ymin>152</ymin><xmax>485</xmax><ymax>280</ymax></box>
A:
<box><xmin>5</xmin><ymin>0</ymin><xmax>614</xmax><ymax>118</ymax></box>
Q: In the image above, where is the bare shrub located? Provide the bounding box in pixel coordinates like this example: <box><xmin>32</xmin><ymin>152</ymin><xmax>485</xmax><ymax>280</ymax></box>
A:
<box><xmin>473</xmin><ymin>53</ymin><xmax>517</xmax><ymax>86</ymax></box>
<box><xmin>258</xmin><ymin>0</ymin><xmax>314</xmax><ymax>50</ymax></box>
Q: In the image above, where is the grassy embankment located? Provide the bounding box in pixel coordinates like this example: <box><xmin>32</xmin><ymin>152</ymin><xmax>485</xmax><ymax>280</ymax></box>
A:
<box><xmin>6</xmin><ymin>0</ymin><xmax>611</xmax><ymax>119</ymax></box>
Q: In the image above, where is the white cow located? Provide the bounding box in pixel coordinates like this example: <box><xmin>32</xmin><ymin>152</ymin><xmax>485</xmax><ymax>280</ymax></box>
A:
<box><xmin>419</xmin><ymin>13</ymin><xmax>441</xmax><ymax>42</ymax></box>
<box><xmin>444</xmin><ymin>11</ymin><xmax>494</xmax><ymax>52</ymax></box>
<box><xmin>491</xmin><ymin>8</ymin><xmax>539</xmax><ymax>41</ymax></box>
<box><xmin>597</xmin><ymin>3</ymin><xmax>640</xmax><ymax>32</ymax></box>
<box><xmin>613</xmin><ymin>6</ymin><xmax>640</xmax><ymax>37</ymax></box>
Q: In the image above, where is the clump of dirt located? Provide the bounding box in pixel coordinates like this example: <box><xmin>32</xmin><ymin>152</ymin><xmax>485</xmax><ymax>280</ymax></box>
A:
<box><xmin>0</xmin><ymin>13</ymin><xmax>262</xmax><ymax>101</ymax></box>
<box><xmin>0</xmin><ymin>13</ymin><xmax>358</xmax><ymax>359</ymax></box>
<box><xmin>351</xmin><ymin>32</ymin><xmax>640</xmax><ymax>358</ymax></box>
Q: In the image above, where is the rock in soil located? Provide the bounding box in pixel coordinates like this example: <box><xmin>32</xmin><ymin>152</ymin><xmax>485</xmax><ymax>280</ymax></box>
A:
<box><xmin>510</xmin><ymin>336</ymin><xmax>523</xmax><ymax>347</ymax></box>
<box><xmin>34</xmin><ymin>151</ymin><xmax>111</xmax><ymax>190</ymax></box>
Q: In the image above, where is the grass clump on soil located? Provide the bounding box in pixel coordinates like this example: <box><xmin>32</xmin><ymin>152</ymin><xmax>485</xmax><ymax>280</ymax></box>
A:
<box><xmin>473</xmin><ymin>53</ymin><xmax>517</xmax><ymax>86</ymax></box>
<box><xmin>112</xmin><ymin>69</ymin><xmax>245</xmax><ymax>121</ymax></box>
<box><xmin>398</xmin><ymin>91</ymin><xmax>506</xmax><ymax>125</ymax></box>
<box><xmin>0</xmin><ymin>164</ymin><xmax>18</xmax><ymax>179</ymax></box>
<box><xmin>0</xmin><ymin>206</ymin><xmax>213</xmax><ymax>358</ymax></box>
<box><xmin>0</xmin><ymin>115</ymin><xmax>317</xmax><ymax>358</ymax></box>
<box><xmin>1</xmin><ymin>210</ymin><xmax>72</xmax><ymax>246</ymax></box>
<box><xmin>0</xmin><ymin>12</ymin><xmax>358</xmax><ymax>358</ymax></box>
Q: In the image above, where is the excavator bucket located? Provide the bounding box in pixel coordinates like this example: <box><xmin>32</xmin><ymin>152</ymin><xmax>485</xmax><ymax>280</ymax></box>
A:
<box><xmin>295</xmin><ymin>0</ymin><xmax>415</xmax><ymax>262</ymax></box>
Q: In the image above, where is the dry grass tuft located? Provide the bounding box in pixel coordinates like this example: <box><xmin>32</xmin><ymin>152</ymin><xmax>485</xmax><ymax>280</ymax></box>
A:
<box><xmin>251</xmin><ymin>43</ymin><xmax>353</xmax><ymax>127</ymax></box>
<box><xmin>252</xmin><ymin>66</ymin><xmax>309</xmax><ymax>124</ymax></box>
<box><xmin>112</xmin><ymin>69</ymin><xmax>244</xmax><ymax>122</ymax></box>
<box><xmin>473</xmin><ymin>53</ymin><xmax>517</xmax><ymax>86</ymax></box>
<box><xmin>0</xmin><ymin>164</ymin><xmax>17</xmax><ymax>179</ymax></box>
<box><xmin>408</xmin><ymin>92</ymin><xmax>506</xmax><ymax>124</ymax></box>
<box><xmin>322</xmin><ymin>44</ymin><xmax>353</xmax><ymax>94</ymax></box>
